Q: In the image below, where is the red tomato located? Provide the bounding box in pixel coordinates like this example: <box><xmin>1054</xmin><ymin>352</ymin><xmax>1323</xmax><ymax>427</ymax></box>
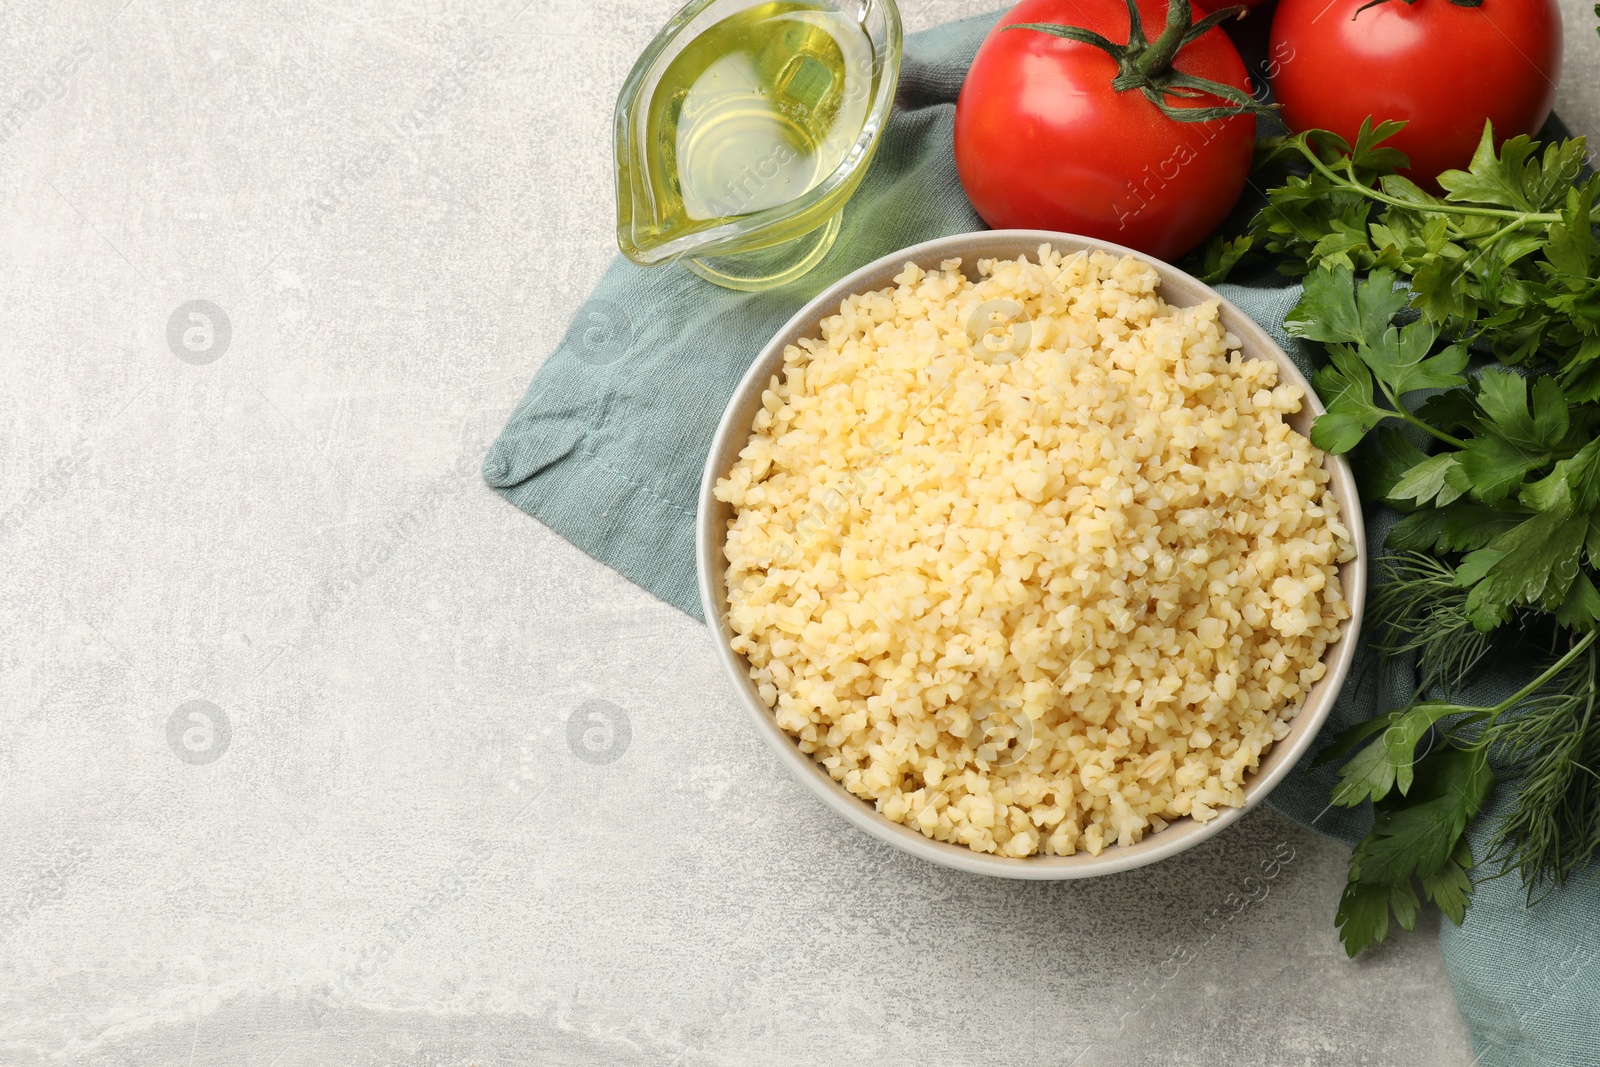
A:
<box><xmin>954</xmin><ymin>0</ymin><xmax>1258</xmax><ymax>262</ymax></box>
<box><xmin>1270</xmin><ymin>0</ymin><xmax>1562</xmax><ymax>183</ymax></box>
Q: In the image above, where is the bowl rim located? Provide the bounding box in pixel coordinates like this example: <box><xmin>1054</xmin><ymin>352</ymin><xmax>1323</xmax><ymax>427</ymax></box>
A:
<box><xmin>697</xmin><ymin>228</ymin><xmax>1367</xmax><ymax>879</ymax></box>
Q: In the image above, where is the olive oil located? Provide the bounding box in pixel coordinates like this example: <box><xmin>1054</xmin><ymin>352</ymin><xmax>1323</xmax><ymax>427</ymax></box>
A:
<box><xmin>618</xmin><ymin>2</ymin><xmax>876</xmax><ymax>257</ymax></box>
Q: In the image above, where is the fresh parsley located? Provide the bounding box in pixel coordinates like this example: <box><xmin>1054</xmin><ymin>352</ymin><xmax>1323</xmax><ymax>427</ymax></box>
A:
<box><xmin>1204</xmin><ymin>119</ymin><xmax>1600</xmax><ymax>954</ymax></box>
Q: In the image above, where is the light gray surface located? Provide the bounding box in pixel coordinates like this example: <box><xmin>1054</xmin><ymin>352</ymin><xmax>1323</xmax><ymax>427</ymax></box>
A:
<box><xmin>0</xmin><ymin>2</ymin><xmax>1594</xmax><ymax>1065</ymax></box>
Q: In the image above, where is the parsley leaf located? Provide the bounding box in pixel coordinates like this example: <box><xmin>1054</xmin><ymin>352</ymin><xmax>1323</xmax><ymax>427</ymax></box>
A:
<box><xmin>1474</xmin><ymin>369</ymin><xmax>1569</xmax><ymax>451</ymax></box>
<box><xmin>1437</xmin><ymin>123</ymin><xmax>1586</xmax><ymax>214</ymax></box>
<box><xmin>1335</xmin><ymin>880</ymin><xmax>1404</xmax><ymax>958</ymax></box>
<box><xmin>1387</xmin><ymin>453</ymin><xmax>1462</xmax><ymax>508</ymax></box>
<box><xmin>1309</xmin><ymin>346</ymin><xmax>1398</xmax><ymax>453</ymax></box>
<box><xmin>1286</xmin><ymin>267</ymin><xmax>1409</xmax><ymax>348</ymax></box>
<box><xmin>1462</xmin><ymin>510</ymin><xmax>1588</xmax><ymax>629</ymax></box>
<box><xmin>1555</xmin><ymin>571</ymin><xmax>1600</xmax><ymax>630</ymax></box>
<box><xmin>1451</xmin><ymin>433</ymin><xmax>1549</xmax><ymax>505</ymax></box>
<box><xmin>1386</xmin><ymin>503</ymin><xmax>1520</xmax><ymax>554</ymax></box>
<box><xmin>1419</xmin><ymin>838</ymin><xmax>1475</xmax><ymax>926</ymax></box>
<box><xmin>1375</xmin><ymin>323</ymin><xmax>1470</xmax><ymax>394</ymax></box>
<box><xmin>1336</xmin><ymin>745</ymin><xmax>1493</xmax><ymax>957</ymax></box>
<box><xmin>1290</xmin><ymin>266</ymin><xmax>1468</xmax><ymax>456</ymax></box>
<box><xmin>1331</xmin><ymin>701</ymin><xmax>1479</xmax><ymax>805</ymax></box>
<box><xmin>1362</xmin><ymin>747</ymin><xmax>1492</xmax><ymax>875</ymax></box>
<box><xmin>1191</xmin><ymin>234</ymin><xmax>1253</xmax><ymax>284</ymax></box>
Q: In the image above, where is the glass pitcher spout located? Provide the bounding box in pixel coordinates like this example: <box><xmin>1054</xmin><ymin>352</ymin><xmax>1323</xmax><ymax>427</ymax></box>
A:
<box><xmin>613</xmin><ymin>0</ymin><xmax>902</xmax><ymax>291</ymax></box>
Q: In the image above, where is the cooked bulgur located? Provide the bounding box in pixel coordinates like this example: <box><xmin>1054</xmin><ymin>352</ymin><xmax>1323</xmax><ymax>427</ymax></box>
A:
<box><xmin>714</xmin><ymin>247</ymin><xmax>1355</xmax><ymax>858</ymax></box>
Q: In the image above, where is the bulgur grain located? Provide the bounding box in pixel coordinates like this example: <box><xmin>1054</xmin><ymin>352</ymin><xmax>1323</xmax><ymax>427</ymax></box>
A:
<box><xmin>714</xmin><ymin>247</ymin><xmax>1355</xmax><ymax>857</ymax></box>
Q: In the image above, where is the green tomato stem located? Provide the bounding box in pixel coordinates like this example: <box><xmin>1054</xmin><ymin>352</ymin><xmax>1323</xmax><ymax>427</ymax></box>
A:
<box><xmin>1135</xmin><ymin>0</ymin><xmax>1190</xmax><ymax>77</ymax></box>
<box><xmin>1009</xmin><ymin>0</ymin><xmax>1275</xmax><ymax>124</ymax></box>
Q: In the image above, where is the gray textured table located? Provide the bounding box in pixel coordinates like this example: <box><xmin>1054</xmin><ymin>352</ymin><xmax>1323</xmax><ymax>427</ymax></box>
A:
<box><xmin>3</xmin><ymin>2</ymin><xmax>1597</xmax><ymax>1065</ymax></box>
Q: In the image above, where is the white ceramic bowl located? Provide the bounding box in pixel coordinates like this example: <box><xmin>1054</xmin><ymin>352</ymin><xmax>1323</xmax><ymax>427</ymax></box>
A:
<box><xmin>697</xmin><ymin>230</ymin><xmax>1366</xmax><ymax>879</ymax></box>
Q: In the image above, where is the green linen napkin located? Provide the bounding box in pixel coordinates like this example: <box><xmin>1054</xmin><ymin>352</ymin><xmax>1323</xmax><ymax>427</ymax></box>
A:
<box><xmin>484</xmin><ymin>11</ymin><xmax>1600</xmax><ymax>1064</ymax></box>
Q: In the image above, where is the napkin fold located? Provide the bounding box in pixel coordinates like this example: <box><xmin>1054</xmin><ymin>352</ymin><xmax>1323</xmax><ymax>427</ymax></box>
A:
<box><xmin>485</xmin><ymin>11</ymin><xmax>1600</xmax><ymax>1064</ymax></box>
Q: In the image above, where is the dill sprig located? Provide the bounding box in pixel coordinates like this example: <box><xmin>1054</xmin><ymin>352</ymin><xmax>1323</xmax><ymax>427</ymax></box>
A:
<box><xmin>1366</xmin><ymin>553</ymin><xmax>1493</xmax><ymax>696</ymax></box>
<box><xmin>1474</xmin><ymin>641</ymin><xmax>1600</xmax><ymax>898</ymax></box>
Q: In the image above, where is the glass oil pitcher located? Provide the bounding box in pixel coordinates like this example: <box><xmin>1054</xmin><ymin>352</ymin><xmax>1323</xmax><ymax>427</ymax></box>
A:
<box><xmin>614</xmin><ymin>0</ymin><xmax>902</xmax><ymax>291</ymax></box>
